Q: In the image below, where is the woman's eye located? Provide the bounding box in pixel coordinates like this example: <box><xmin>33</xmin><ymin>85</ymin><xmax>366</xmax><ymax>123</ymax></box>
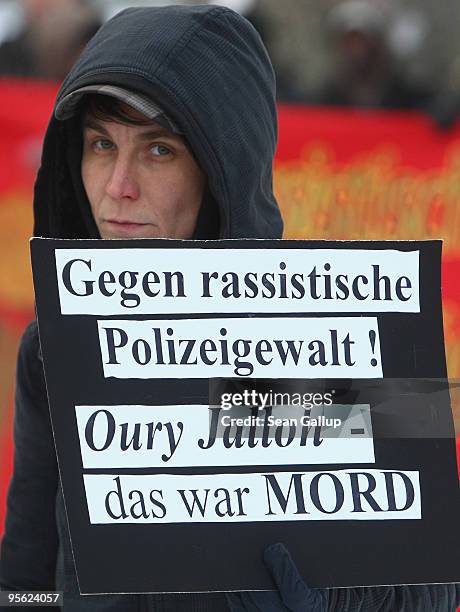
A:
<box><xmin>151</xmin><ymin>144</ymin><xmax>172</xmax><ymax>157</ymax></box>
<box><xmin>94</xmin><ymin>139</ymin><xmax>114</xmax><ymax>151</ymax></box>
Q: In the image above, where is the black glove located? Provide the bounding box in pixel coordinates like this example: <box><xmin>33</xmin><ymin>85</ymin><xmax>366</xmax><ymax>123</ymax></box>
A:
<box><xmin>226</xmin><ymin>543</ymin><xmax>328</xmax><ymax>612</ymax></box>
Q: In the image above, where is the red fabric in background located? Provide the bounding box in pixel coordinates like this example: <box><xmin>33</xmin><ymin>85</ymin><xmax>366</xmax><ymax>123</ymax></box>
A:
<box><xmin>0</xmin><ymin>80</ymin><xmax>59</xmax><ymax>192</ymax></box>
<box><xmin>0</xmin><ymin>80</ymin><xmax>58</xmax><ymax>535</ymax></box>
<box><xmin>276</xmin><ymin>104</ymin><xmax>459</xmax><ymax>169</ymax></box>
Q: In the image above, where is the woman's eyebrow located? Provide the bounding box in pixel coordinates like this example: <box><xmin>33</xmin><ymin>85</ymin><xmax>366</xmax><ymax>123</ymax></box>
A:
<box><xmin>137</xmin><ymin>128</ymin><xmax>179</xmax><ymax>141</ymax></box>
<box><xmin>82</xmin><ymin>120</ymin><xmax>180</xmax><ymax>142</ymax></box>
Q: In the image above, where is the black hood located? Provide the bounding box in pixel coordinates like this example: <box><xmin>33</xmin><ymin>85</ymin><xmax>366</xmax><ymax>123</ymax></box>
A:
<box><xmin>33</xmin><ymin>4</ymin><xmax>283</xmax><ymax>240</ymax></box>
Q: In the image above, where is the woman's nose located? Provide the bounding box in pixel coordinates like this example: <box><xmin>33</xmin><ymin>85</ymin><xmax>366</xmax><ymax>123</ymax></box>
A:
<box><xmin>105</xmin><ymin>155</ymin><xmax>140</xmax><ymax>201</ymax></box>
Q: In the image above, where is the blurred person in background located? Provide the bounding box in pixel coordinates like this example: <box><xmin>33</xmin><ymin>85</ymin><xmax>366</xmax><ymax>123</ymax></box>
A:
<box><xmin>431</xmin><ymin>56</ymin><xmax>460</xmax><ymax>130</ymax></box>
<box><xmin>0</xmin><ymin>0</ymin><xmax>100</xmax><ymax>80</ymax></box>
<box><xmin>248</xmin><ymin>0</ymin><xmax>455</xmax><ymax>114</ymax></box>
<box><xmin>320</xmin><ymin>0</ymin><xmax>433</xmax><ymax>110</ymax></box>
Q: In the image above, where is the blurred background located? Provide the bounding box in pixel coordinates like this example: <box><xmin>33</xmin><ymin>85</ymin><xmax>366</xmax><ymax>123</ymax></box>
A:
<box><xmin>1</xmin><ymin>0</ymin><xmax>460</xmax><ymax>540</ymax></box>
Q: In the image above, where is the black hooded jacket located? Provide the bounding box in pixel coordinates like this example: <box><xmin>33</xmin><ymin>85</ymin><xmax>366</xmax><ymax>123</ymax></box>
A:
<box><xmin>1</xmin><ymin>5</ymin><xmax>459</xmax><ymax>612</ymax></box>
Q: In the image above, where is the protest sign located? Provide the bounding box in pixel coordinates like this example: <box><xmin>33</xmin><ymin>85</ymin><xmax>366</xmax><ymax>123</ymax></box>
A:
<box><xmin>31</xmin><ymin>238</ymin><xmax>460</xmax><ymax>594</ymax></box>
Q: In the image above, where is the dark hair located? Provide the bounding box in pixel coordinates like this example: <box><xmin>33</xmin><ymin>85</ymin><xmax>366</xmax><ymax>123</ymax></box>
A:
<box><xmin>80</xmin><ymin>94</ymin><xmax>154</xmax><ymax>126</ymax></box>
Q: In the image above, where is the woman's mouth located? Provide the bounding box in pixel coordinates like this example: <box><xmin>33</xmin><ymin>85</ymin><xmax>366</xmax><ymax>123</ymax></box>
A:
<box><xmin>102</xmin><ymin>219</ymin><xmax>153</xmax><ymax>237</ymax></box>
<box><xmin>106</xmin><ymin>219</ymin><xmax>147</xmax><ymax>227</ymax></box>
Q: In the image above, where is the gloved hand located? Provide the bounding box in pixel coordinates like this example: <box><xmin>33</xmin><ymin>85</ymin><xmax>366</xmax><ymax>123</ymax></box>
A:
<box><xmin>226</xmin><ymin>544</ymin><xmax>460</xmax><ymax>612</ymax></box>
<box><xmin>226</xmin><ymin>543</ymin><xmax>328</xmax><ymax>612</ymax></box>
